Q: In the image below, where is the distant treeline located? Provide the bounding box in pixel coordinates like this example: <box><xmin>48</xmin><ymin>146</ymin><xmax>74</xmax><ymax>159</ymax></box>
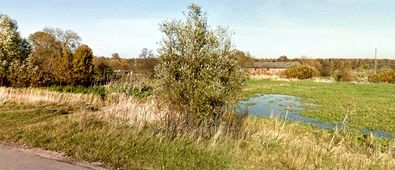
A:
<box><xmin>235</xmin><ymin>52</ymin><xmax>395</xmax><ymax>83</ymax></box>
<box><xmin>94</xmin><ymin>55</ymin><xmax>157</xmax><ymax>76</ymax></box>
<box><xmin>248</xmin><ymin>56</ymin><xmax>395</xmax><ymax>77</ymax></box>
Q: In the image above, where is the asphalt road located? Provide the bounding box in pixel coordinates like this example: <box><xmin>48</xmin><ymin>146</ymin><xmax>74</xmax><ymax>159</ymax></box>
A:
<box><xmin>0</xmin><ymin>144</ymin><xmax>105</xmax><ymax>170</ymax></box>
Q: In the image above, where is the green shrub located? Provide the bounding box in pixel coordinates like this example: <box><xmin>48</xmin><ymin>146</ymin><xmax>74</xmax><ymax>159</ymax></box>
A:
<box><xmin>156</xmin><ymin>4</ymin><xmax>247</xmax><ymax>138</ymax></box>
<box><xmin>109</xmin><ymin>83</ymin><xmax>153</xmax><ymax>98</ymax></box>
<box><xmin>368</xmin><ymin>67</ymin><xmax>395</xmax><ymax>83</ymax></box>
<box><xmin>45</xmin><ymin>85</ymin><xmax>107</xmax><ymax>96</ymax></box>
<box><xmin>107</xmin><ymin>76</ymin><xmax>154</xmax><ymax>98</ymax></box>
<box><xmin>281</xmin><ymin>64</ymin><xmax>318</xmax><ymax>79</ymax></box>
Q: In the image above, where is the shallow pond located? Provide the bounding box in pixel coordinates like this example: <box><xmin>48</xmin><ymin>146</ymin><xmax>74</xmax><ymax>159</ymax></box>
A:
<box><xmin>238</xmin><ymin>94</ymin><xmax>394</xmax><ymax>139</ymax></box>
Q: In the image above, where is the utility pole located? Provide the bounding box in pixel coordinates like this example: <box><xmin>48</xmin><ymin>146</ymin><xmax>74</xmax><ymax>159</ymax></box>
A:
<box><xmin>374</xmin><ymin>48</ymin><xmax>378</xmax><ymax>74</ymax></box>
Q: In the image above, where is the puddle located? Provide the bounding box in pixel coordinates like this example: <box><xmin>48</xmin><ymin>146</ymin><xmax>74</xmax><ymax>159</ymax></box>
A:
<box><xmin>238</xmin><ymin>94</ymin><xmax>394</xmax><ymax>139</ymax></box>
<box><xmin>362</xmin><ymin>128</ymin><xmax>395</xmax><ymax>138</ymax></box>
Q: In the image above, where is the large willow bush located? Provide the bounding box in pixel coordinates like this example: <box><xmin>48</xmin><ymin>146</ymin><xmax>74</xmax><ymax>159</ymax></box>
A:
<box><xmin>156</xmin><ymin>4</ymin><xmax>247</xmax><ymax>138</ymax></box>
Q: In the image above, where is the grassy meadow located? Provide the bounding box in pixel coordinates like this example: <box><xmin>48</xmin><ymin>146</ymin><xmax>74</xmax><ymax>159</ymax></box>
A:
<box><xmin>0</xmin><ymin>80</ymin><xmax>395</xmax><ymax>169</ymax></box>
<box><xmin>243</xmin><ymin>79</ymin><xmax>395</xmax><ymax>133</ymax></box>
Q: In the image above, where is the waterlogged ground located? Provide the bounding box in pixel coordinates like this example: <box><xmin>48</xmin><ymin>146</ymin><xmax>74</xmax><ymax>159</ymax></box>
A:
<box><xmin>238</xmin><ymin>94</ymin><xmax>335</xmax><ymax>129</ymax></box>
<box><xmin>238</xmin><ymin>94</ymin><xmax>394</xmax><ymax>138</ymax></box>
<box><xmin>242</xmin><ymin>80</ymin><xmax>395</xmax><ymax>136</ymax></box>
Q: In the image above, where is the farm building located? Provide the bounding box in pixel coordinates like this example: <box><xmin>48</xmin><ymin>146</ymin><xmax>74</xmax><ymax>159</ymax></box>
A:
<box><xmin>246</xmin><ymin>62</ymin><xmax>298</xmax><ymax>75</ymax></box>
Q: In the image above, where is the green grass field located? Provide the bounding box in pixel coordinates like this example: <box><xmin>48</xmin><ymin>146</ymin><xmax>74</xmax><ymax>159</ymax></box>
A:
<box><xmin>0</xmin><ymin>81</ymin><xmax>395</xmax><ymax>169</ymax></box>
<box><xmin>0</xmin><ymin>104</ymin><xmax>229</xmax><ymax>169</ymax></box>
<box><xmin>243</xmin><ymin>79</ymin><xmax>395</xmax><ymax>133</ymax></box>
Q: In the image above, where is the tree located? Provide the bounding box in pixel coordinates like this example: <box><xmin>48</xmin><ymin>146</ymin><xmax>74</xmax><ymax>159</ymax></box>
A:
<box><xmin>72</xmin><ymin>45</ymin><xmax>94</xmax><ymax>86</ymax></box>
<box><xmin>156</xmin><ymin>3</ymin><xmax>247</xmax><ymax>137</ymax></box>
<box><xmin>0</xmin><ymin>14</ymin><xmax>31</xmax><ymax>68</ymax></box>
<box><xmin>28</xmin><ymin>31</ymin><xmax>62</xmax><ymax>84</ymax></box>
<box><xmin>93</xmin><ymin>59</ymin><xmax>115</xmax><ymax>85</ymax></box>
<box><xmin>233</xmin><ymin>50</ymin><xmax>255</xmax><ymax>67</ymax></box>
<box><xmin>28</xmin><ymin>28</ymin><xmax>82</xmax><ymax>86</ymax></box>
<box><xmin>42</xmin><ymin>28</ymin><xmax>81</xmax><ymax>52</ymax></box>
<box><xmin>112</xmin><ymin>52</ymin><xmax>120</xmax><ymax>59</ymax></box>
<box><xmin>53</xmin><ymin>47</ymin><xmax>74</xmax><ymax>85</ymax></box>
<box><xmin>134</xmin><ymin>48</ymin><xmax>157</xmax><ymax>76</ymax></box>
<box><xmin>139</xmin><ymin>48</ymin><xmax>154</xmax><ymax>58</ymax></box>
<box><xmin>0</xmin><ymin>14</ymin><xmax>31</xmax><ymax>86</ymax></box>
<box><xmin>28</xmin><ymin>31</ymin><xmax>62</xmax><ymax>70</ymax></box>
<box><xmin>278</xmin><ymin>55</ymin><xmax>289</xmax><ymax>62</ymax></box>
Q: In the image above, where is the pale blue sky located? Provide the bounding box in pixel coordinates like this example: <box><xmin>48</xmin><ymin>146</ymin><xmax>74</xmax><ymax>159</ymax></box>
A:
<box><xmin>1</xmin><ymin>0</ymin><xmax>395</xmax><ymax>58</ymax></box>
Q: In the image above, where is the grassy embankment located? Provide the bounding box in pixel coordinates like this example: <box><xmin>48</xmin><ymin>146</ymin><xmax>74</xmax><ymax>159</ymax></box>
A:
<box><xmin>0</xmin><ymin>81</ymin><xmax>395</xmax><ymax>169</ymax></box>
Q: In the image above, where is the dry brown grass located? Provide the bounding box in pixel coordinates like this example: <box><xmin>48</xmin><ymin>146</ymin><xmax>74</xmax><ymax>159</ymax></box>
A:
<box><xmin>101</xmin><ymin>95</ymin><xmax>167</xmax><ymax>126</ymax></box>
<box><xmin>229</xmin><ymin>118</ymin><xmax>395</xmax><ymax>169</ymax></box>
<box><xmin>0</xmin><ymin>87</ymin><xmax>102</xmax><ymax>107</ymax></box>
<box><xmin>0</xmin><ymin>87</ymin><xmax>165</xmax><ymax>125</ymax></box>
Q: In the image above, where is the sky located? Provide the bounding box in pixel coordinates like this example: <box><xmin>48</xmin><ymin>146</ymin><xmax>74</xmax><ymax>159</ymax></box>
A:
<box><xmin>1</xmin><ymin>0</ymin><xmax>395</xmax><ymax>59</ymax></box>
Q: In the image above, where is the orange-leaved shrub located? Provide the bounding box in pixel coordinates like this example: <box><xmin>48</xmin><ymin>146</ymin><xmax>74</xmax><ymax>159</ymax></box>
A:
<box><xmin>281</xmin><ymin>64</ymin><xmax>319</xmax><ymax>79</ymax></box>
<box><xmin>368</xmin><ymin>67</ymin><xmax>395</xmax><ymax>83</ymax></box>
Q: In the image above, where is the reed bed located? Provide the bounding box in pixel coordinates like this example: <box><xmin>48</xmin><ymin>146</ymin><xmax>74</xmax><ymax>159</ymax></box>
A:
<box><xmin>0</xmin><ymin>87</ymin><xmax>164</xmax><ymax>124</ymax></box>
<box><xmin>0</xmin><ymin>87</ymin><xmax>102</xmax><ymax>107</ymax></box>
<box><xmin>101</xmin><ymin>95</ymin><xmax>167</xmax><ymax>125</ymax></box>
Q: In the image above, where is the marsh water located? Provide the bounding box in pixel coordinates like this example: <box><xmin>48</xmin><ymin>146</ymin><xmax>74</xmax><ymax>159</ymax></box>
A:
<box><xmin>238</xmin><ymin>94</ymin><xmax>394</xmax><ymax>139</ymax></box>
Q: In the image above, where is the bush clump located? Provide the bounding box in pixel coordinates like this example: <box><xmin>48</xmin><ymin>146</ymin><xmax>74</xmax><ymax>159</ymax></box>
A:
<box><xmin>332</xmin><ymin>62</ymin><xmax>355</xmax><ymax>82</ymax></box>
<box><xmin>109</xmin><ymin>83</ymin><xmax>153</xmax><ymax>98</ymax></box>
<box><xmin>46</xmin><ymin>85</ymin><xmax>106</xmax><ymax>97</ymax></box>
<box><xmin>156</xmin><ymin>4</ymin><xmax>247</xmax><ymax>138</ymax></box>
<box><xmin>281</xmin><ymin>64</ymin><xmax>318</xmax><ymax>79</ymax></box>
<box><xmin>368</xmin><ymin>67</ymin><xmax>395</xmax><ymax>83</ymax></box>
<box><xmin>107</xmin><ymin>76</ymin><xmax>154</xmax><ymax>98</ymax></box>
